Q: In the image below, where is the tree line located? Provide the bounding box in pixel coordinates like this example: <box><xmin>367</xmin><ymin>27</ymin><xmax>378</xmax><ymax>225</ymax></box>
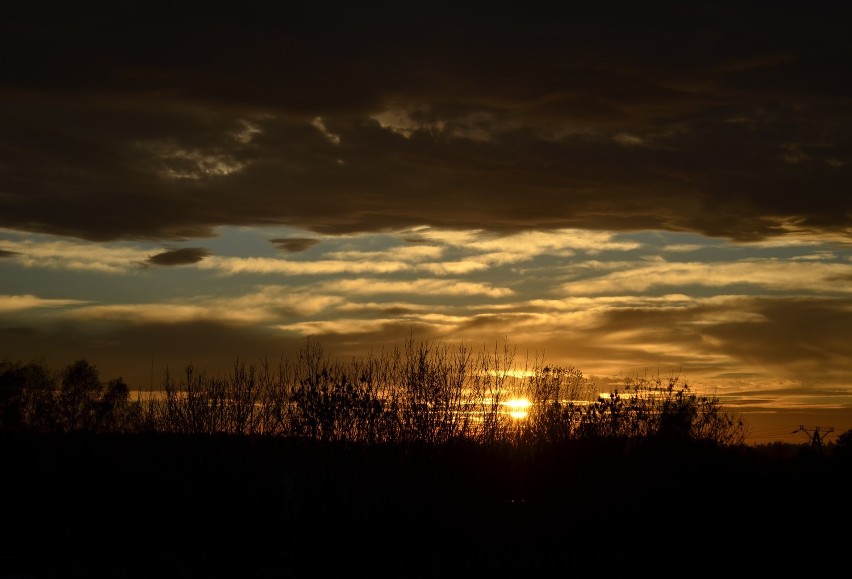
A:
<box><xmin>0</xmin><ymin>338</ymin><xmax>755</xmax><ymax>447</ymax></box>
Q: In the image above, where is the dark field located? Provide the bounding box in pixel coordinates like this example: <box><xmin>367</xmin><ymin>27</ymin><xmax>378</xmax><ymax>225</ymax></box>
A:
<box><xmin>2</xmin><ymin>432</ymin><xmax>849</xmax><ymax>578</ymax></box>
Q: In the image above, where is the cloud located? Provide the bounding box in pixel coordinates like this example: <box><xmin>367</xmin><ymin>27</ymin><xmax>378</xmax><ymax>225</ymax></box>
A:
<box><xmin>200</xmin><ymin>256</ymin><xmax>409</xmax><ymax>275</ymax></box>
<box><xmin>0</xmin><ymin>294</ymin><xmax>87</xmax><ymax>313</ymax></box>
<box><xmin>68</xmin><ymin>304</ymin><xmax>241</xmax><ymax>325</ymax></box>
<box><xmin>325</xmin><ymin>245</ymin><xmax>444</xmax><ymax>262</ymax></box>
<box><xmin>662</xmin><ymin>244</ymin><xmax>704</xmax><ymax>253</ymax></box>
<box><xmin>336</xmin><ymin>301</ymin><xmax>431</xmax><ymax>315</ymax></box>
<box><xmin>311</xmin><ymin>117</ymin><xmax>341</xmax><ymax>145</ymax></box>
<box><xmin>270</xmin><ymin>238</ymin><xmax>321</xmax><ymax>253</ymax></box>
<box><xmin>147</xmin><ymin>247</ymin><xmax>210</xmax><ymax>266</ymax></box>
<box><xmin>415</xmin><ymin>261</ymin><xmax>491</xmax><ymax>275</ymax></box>
<box><xmin>561</xmin><ymin>259</ymin><xmax>852</xmax><ymax>295</ymax></box>
<box><xmin>613</xmin><ymin>133</ymin><xmax>645</xmax><ymax>147</ymax></box>
<box><xmin>410</xmin><ymin>228</ymin><xmax>640</xmax><ymax>255</ymax></box>
<box><xmin>0</xmin><ymin>3</ymin><xmax>849</xmax><ymax>243</ymax></box>
<box><xmin>224</xmin><ymin>287</ymin><xmax>345</xmax><ymax>317</ymax></box>
<box><xmin>157</xmin><ymin>148</ymin><xmax>246</xmax><ymax>180</ymax></box>
<box><xmin>0</xmin><ymin>237</ymin><xmax>149</xmax><ymax>273</ymax></box>
<box><xmin>64</xmin><ymin>287</ymin><xmax>345</xmax><ymax>326</ymax></box>
<box><xmin>0</xmin><ymin>249</ymin><xmax>19</xmax><ymax>258</ymax></box>
<box><xmin>278</xmin><ymin>318</ymin><xmax>410</xmax><ymax>336</ymax></box>
<box><xmin>698</xmin><ymin>298</ymin><xmax>852</xmax><ymax>383</ymax></box>
<box><xmin>316</xmin><ymin>278</ymin><xmax>514</xmax><ymax>298</ymax></box>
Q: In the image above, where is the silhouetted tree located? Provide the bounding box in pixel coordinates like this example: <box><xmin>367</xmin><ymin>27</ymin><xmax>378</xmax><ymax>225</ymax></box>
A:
<box><xmin>58</xmin><ymin>359</ymin><xmax>103</xmax><ymax>431</ymax></box>
<box><xmin>96</xmin><ymin>377</ymin><xmax>131</xmax><ymax>432</ymax></box>
<box><xmin>0</xmin><ymin>359</ymin><xmax>59</xmax><ymax>432</ymax></box>
<box><xmin>0</xmin><ymin>360</ymin><xmax>26</xmax><ymax>430</ymax></box>
<box><xmin>834</xmin><ymin>428</ymin><xmax>852</xmax><ymax>463</ymax></box>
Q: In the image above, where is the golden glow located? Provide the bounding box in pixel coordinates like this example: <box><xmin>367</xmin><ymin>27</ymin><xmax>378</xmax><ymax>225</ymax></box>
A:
<box><xmin>503</xmin><ymin>397</ymin><xmax>531</xmax><ymax>420</ymax></box>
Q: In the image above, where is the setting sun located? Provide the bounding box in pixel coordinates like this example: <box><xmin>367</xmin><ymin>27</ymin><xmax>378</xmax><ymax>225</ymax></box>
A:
<box><xmin>503</xmin><ymin>397</ymin><xmax>532</xmax><ymax>420</ymax></box>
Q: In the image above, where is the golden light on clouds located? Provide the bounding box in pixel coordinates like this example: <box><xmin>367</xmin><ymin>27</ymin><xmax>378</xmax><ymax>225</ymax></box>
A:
<box><xmin>0</xmin><ymin>237</ymin><xmax>150</xmax><ymax>273</ymax></box>
<box><xmin>561</xmin><ymin>260</ymin><xmax>852</xmax><ymax>295</ymax></box>
<box><xmin>0</xmin><ymin>294</ymin><xmax>87</xmax><ymax>312</ymax></box>
<box><xmin>317</xmin><ymin>278</ymin><xmax>515</xmax><ymax>298</ymax></box>
<box><xmin>199</xmin><ymin>256</ymin><xmax>410</xmax><ymax>275</ymax></box>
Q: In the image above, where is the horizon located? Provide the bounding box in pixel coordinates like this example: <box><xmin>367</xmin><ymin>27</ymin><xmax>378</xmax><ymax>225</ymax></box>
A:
<box><xmin>3</xmin><ymin>336</ymin><xmax>847</xmax><ymax>446</ymax></box>
<box><xmin>2</xmin><ymin>2</ymin><xmax>851</xmax><ymax>445</ymax></box>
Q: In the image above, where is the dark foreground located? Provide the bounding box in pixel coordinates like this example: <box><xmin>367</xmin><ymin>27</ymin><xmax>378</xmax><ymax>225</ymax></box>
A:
<box><xmin>2</xmin><ymin>432</ymin><xmax>850</xmax><ymax>578</ymax></box>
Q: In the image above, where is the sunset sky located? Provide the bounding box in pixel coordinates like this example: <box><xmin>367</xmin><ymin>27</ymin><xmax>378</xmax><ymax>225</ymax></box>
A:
<box><xmin>2</xmin><ymin>2</ymin><xmax>851</xmax><ymax>443</ymax></box>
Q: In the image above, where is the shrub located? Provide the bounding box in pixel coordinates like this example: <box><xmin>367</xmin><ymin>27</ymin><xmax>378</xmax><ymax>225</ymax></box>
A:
<box><xmin>575</xmin><ymin>373</ymin><xmax>746</xmax><ymax>446</ymax></box>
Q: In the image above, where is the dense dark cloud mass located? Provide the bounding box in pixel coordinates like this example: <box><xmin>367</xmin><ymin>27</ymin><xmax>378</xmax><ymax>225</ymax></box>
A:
<box><xmin>1</xmin><ymin>1</ymin><xmax>851</xmax><ymax>242</ymax></box>
<box><xmin>0</xmin><ymin>250</ymin><xmax>19</xmax><ymax>258</ymax></box>
<box><xmin>147</xmin><ymin>247</ymin><xmax>210</xmax><ymax>266</ymax></box>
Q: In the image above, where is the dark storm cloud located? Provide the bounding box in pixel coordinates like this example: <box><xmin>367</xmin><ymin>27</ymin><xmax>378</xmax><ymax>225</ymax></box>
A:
<box><xmin>1</xmin><ymin>2</ymin><xmax>851</xmax><ymax>242</ymax></box>
<box><xmin>147</xmin><ymin>247</ymin><xmax>210</xmax><ymax>266</ymax></box>
<box><xmin>270</xmin><ymin>238</ymin><xmax>321</xmax><ymax>253</ymax></box>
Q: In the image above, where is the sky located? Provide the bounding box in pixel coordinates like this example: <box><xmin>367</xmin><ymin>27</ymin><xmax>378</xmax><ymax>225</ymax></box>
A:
<box><xmin>1</xmin><ymin>1</ymin><xmax>851</xmax><ymax>444</ymax></box>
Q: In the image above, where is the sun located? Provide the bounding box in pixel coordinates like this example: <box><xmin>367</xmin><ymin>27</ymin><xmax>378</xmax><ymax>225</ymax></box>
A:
<box><xmin>503</xmin><ymin>397</ymin><xmax>531</xmax><ymax>420</ymax></box>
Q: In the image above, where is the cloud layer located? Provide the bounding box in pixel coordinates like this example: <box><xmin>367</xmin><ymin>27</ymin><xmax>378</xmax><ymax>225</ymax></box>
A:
<box><xmin>1</xmin><ymin>2</ymin><xmax>850</xmax><ymax>243</ymax></box>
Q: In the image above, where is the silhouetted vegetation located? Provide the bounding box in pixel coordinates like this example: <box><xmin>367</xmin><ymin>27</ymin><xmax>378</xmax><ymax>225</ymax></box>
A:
<box><xmin>0</xmin><ymin>338</ymin><xmax>747</xmax><ymax>448</ymax></box>
<box><xmin>1</xmin><ymin>339</ymin><xmax>849</xmax><ymax>577</ymax></box>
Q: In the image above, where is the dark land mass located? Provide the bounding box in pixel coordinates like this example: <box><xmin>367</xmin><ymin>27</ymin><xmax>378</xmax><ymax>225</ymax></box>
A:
<box><xmin>1</xmin><ymin>433</ymin><xmax>850</xmax><ymax>578</ymax></box>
